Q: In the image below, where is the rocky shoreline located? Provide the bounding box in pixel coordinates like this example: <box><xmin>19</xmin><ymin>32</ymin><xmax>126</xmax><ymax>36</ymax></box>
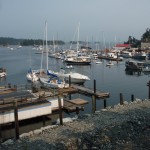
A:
<box><xmin>1</xmin><ymin>99</ymin><xmax>150</xmax><ymax>150</ymax></box>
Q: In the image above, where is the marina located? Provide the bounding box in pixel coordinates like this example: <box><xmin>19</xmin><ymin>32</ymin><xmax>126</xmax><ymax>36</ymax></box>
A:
<box><xmin>0</xmin><ymin>45</ymin><xmax>150</xmax><ymax>141</ymax></box>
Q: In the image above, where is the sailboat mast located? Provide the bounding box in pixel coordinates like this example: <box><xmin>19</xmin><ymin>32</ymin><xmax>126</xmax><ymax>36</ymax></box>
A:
<box><xmin>40</xmin><ymin>25</ymin><xmax>45</xmax><ymax>71</ymax></box>
<box><xmin>77</xmin><ymin>22</ymin><xmax>80</xmax><ymax>52</ymax></box>
<box><xmin>45</xmin><ymin>21</ymin><xmax>48</xmax><ymax>71</ymax></box>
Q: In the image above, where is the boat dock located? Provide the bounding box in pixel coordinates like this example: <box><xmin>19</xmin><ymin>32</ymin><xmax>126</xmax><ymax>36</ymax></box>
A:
<box><xmin>0</xmin><ymin>82</ymin><xmax>109</xmax><ymax>141</ymax></box>
<box><xmin>63</xmin><ymin>98</ymin><xmax>89</xmax><ymax>113</ymax></box>
<box><xmin>70</xmin><ymin>84</ymin><xmax>110</xmax><ymax>99</ymax></box>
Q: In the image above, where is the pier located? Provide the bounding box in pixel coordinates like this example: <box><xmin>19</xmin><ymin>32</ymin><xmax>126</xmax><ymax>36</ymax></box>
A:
<box><xmin>71</xmin><ymin>84</ymin><xmax>109</xmax><ymax>99</ymax></box>
<box><xmin>0</xmin><ymin>80</ymin><xmax>110</xmax><ymax>141</ymax></box>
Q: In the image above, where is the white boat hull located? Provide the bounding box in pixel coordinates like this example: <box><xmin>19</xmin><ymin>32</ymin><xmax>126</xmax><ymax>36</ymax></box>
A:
<box><xmin>40</xmin><ymin>77</ymin><xmax>69</xmax><ymax>88</ymax></box>
<box><xmin>56</xmin><ymin>72</ymin><xmax>90</xmax><ymax>84</ymax></box>
<box><xmin>26</xmin><ymin>73</ymin><xmax>39</xmax><ymax>82</ymax></box>
<box><xmin>0</xmin><ymin>72</ymin><xmax>6</xmax><ymax>78</ymax></box>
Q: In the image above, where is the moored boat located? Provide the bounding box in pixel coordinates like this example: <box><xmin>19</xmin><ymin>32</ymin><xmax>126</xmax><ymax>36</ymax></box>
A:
<box><xmin>0</xmin><ymin>68</ymin><xmax>6</xmax><ymax>78</ymax></box>
<box><xmin>125</xmin><ymin>60</ymin><xmax>144</xmax><ymax>71</ymax></box>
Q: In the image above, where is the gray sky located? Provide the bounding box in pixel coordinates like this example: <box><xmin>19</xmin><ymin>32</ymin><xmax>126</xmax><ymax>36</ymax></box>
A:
<box><xmin>0</xmin><ymin>0</ymin><xmax>150</xmax><ymax>42</ymax></box>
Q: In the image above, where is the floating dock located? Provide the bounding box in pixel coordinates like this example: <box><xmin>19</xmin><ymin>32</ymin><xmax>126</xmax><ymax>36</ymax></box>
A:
<box><xmin>70</xmin><ymin>84</ymin><xmax>110</xmax><ymax>99</ymax></box>
<box><xmin>63</xmin><ymin>98</ymin><xmax>89</xmax><ymax>112</ymax></box>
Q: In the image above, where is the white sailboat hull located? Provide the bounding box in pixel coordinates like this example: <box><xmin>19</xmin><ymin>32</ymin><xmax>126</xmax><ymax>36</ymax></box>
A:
<box><xmin>39</xmin><ymin>77</ymin><xmax>69</xmax><ymax>88</ymax></box>
<box><xmin>26</xmin><ymin>73</ymin><xmax>39</xmax><ymax>82</ymax></box>
<box><xmin>55</xmin><ymin>72</ymin><xmax>90</xmax><ymax>84</ymax></box>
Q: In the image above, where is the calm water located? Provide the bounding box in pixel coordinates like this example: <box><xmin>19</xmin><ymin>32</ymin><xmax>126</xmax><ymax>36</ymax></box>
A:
<box><xmin>0</xmin><ymin>46</ymin><xmax>149</xmax><ymax>110</ymax></box>
<box><xmin>0</xmin><ymin>45</ymin><xmax>150</xmax><ymax>140</ymax></box>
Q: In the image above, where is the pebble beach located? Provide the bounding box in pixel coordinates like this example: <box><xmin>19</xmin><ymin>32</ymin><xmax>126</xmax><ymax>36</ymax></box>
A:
<box><xmin>1</xmin><ymin>99</ymin><xmax>150</xmax><ymax>150</ymax></box>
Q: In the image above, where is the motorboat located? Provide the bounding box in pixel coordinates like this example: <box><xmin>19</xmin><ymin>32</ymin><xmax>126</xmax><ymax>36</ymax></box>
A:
<box><xmin>96</xmin><ymin>60</ymin><xmax>103</xmax><ymax>64</ymax></box>
<box><xmin>106</xmin><ymin>61</ymin><xmax>114</xmax><ymax>67</ymax></box>
<box><xmin>125</xmin><ymin>60</ymin><xmax>144</xmax><ymax>71</ymax></box>
<box><xmin>0</xmin><ymin>68</ymin><xmax>6</xmax><ymax>78</ymax></box>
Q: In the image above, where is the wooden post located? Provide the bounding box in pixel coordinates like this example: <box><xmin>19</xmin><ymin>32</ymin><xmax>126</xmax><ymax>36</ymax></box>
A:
<box><xmin>131</xmin><ymin>94</ymin><xmax>134</xmax><ymax>102</ymax></box>
<box><xmin>8</xmin><ymin>83</ymin><xmax>11</xmax><ymax>88</ymax></box>
<box><xmin>93</xmin><ymin>79</ymin><xmax>96</xmax><ymax>113</ymax></box>
<box><xmin>94</xmin><ymin>79</ymin><xmax>96</xmax><ymax>93</ymax></box>
<box><xmin>92</xmin><ymin>95</ymin><xmax>96</xmax><ymax>113</ymax></box>
<box><xmin>14</xmin><ymin>101</ymin><xmax>19</xmax><ymax>140</ymax></box>
<box><xmin>43</xmin><ymin>116</ymin><xmax>46</xmax><ymax>126</ymax></box>
<box><xmin>69</xmin><ymin>75</ymin><xmax>71</xmax><ymax>87</ymax></box>
<box><xmin>119</xmin><ymin>93</ymin><xmax>124</xmax><ymax>105</ymax></box>
<box><xmin>58</xmin><ymin>95</ymin><xmax>63</xmax><ymax>125</ymax></box>
<box><xmin>104</xmin><ymin>99</ymin><xmax>107</xmax><ymax>108</ymax></box>
<box><xmin>147</xmin><ymin>81</ymin><xmax>150</xmax><ymax>99</ymax></box>
<box><xmin>69</xmin><ymin>75</ymin><xmax>71</xmax><ymax>100</ymax></box>
<box><xmin>0</xmin><ymin>125</ymin><xmax>2</xmax><ymax>142</ymax></box>
<box><xmin>76</xmin><ymin>107</ymin><xmax>79</xmax><ymax>115</ymax></box>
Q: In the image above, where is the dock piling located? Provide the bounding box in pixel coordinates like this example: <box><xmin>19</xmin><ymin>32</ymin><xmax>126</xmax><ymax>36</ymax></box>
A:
<box><xmin>43</xmin><ymin>116</ymin><xmax>46</xmax><ymax>126</ymax></box>
<box><xmin>14</xmin><ymin>101</ymin><xmax>19</xmax><ymax>140</ymax></box>
<box><xmin>76</xmin><ymin>107</ymin><xmax>79</xmax><ymax>115</ymax></box>
<box><xmin>119</xmin><ymin>93</ymin><xmax>124</xmax><ymax>105</ymax></box>
<box><xmin>147</xmin><ymin>81</ymin><xmax>150</xmax><ymax>99</ymax></box>
<box><xmin>69</xmin><ymin>75</ymin><xmax>71</xmax><ymax>87</ymax></box>
<box><xmin>58</xmin><ymin>95</ymin><xmax>63</xmax><ymax>125</ymax></box>
<box><xmin>69</xmin><ymin>75</ymin><xmax>71</xmax><ymax>100</ymax></box>
<box><xmin>104</xmin><ymin>99</ymin><xmax>107</xmax><ymax>108</ymax></box>
<box><xmin>0</xmin><ymin>125</ymin><xmax>2</xmax><ymax>143</ymax></box>
<box><xmin>94</xmin><ymin>79</ymin><xmax>96</xmax><ymax>93</ymax></box>
<box><xmin>92</xmin><ymin>95</ymin><xmax>96</xmax><ymax>113</ymax></box>
<box><xmin>131</xmin><ymin>94</ymin><xmax>134</xmax><ymax>102</ymax></box>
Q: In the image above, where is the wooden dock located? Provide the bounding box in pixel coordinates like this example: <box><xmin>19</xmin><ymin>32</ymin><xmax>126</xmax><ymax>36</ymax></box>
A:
<box><xmin>63</xmin><ymin>98</ymin><xmax>89</xmax><ymax>112</ymax></box>
<box><xmin>71</xmin><ymin>84</ymin><xmax>110</xmax><ymax>99</ymax></box>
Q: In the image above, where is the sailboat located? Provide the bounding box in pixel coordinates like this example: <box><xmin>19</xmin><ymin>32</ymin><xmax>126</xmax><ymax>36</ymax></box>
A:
<box><xmin>26</xmin><ymin>45</ymin><xmax>40</xmax><ymax>82</ymax></box>
<box><xmin>64</xmin><ymin>23</ymin><xmax>91</xmax><ymax>65</ymax></box>
<box><xmin>26</xmin><ymin>68</ymin><xmax>39</xmax><ymax>82</ymax></box>
<box><xmin>47</xmin><ymin>69</ymin><xmax>90</xmax><ymax>84</ymax></box>
<box><xmin>39</xmin><ymin>21</ymin><xmax>69</xmax><ymax>89</ymax></box>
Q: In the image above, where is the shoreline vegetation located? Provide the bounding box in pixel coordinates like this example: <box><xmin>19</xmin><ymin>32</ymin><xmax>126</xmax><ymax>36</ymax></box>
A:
<box><xmin>1</xmin><ymin>28</ymin><xmax>150</xmax><ymax>47</ymax></box>
<box><xmin>1</xmin><ymin>98</ymin><xmax>150</xmax><ymax>150</ymax></box>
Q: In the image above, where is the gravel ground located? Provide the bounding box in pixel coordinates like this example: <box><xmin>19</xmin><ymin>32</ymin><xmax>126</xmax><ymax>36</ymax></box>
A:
<box><xmin>1</xmin><ymin>99</ymin><xmax>150</xmax><ymax>150</ymax></box>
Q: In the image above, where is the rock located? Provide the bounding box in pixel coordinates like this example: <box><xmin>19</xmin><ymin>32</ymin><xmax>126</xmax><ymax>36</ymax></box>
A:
<box><xmin>33</xmin><ymin>129</ymin><xmax>42</xmax><ymax>135</ymax></box>
<box><xmin>2</xmin><ymin>139</ymin><xmax>13</xmax><ymax>145</ymax></box>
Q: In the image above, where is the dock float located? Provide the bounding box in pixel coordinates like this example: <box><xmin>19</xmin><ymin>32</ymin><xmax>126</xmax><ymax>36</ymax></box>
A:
<box><xmin>63</xmin><ymin>98</ymin><xmax>89</xmax><ymax>112</ymax></box>
<box><xmin>71</xmin><ymin>84</ymin><xmax>110</xmax><ymax>99</ymax></box>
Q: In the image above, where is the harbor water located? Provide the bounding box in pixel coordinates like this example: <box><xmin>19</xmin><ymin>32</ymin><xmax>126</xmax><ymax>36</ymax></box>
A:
<box><xmin>0</xmin><ymin>45</ymin><xmax>149</xmax><ymax>140</ymax></box>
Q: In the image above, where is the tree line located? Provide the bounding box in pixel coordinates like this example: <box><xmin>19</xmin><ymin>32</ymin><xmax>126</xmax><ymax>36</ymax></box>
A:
<box><xmin>1</xmin><ymin>28</ymin><xmax>150</xmax><ymax>47</ymax></box>
<box><xmin>0</xmin><ymin>37</ymin><xmax>65</xmax><ymax>46</ymax></box>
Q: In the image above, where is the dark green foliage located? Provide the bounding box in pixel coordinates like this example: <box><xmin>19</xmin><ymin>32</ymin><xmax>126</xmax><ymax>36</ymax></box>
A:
<box><xmin>0</xmin><ymin>37</ymin><xmax>23</xmax><ymax>46</ymax></box>
<box><xmin>141</xmin><ymin>28</ymin><xmax>150</xmax><ymax>42</ymax></box>
<box><xmin>124</xmin><ymin>36</ymin><xmax>141</xmax><ymax>48</ymax></box>
<box><xmin>0</xmin><ymin>37</ymin><xmax>65</xmax><ymax>46</ymax></box>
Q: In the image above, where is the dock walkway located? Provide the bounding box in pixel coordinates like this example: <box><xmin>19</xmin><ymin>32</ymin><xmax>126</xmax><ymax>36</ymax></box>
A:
<box><xmin>63</xmin><ymin>98</ymin><xmax>89</xmax><ymax>112</ymax></box>
<box><xmin>71</xmin><ymin>84</ymin><xmax>110</xmax><ymax>99</ymax></box>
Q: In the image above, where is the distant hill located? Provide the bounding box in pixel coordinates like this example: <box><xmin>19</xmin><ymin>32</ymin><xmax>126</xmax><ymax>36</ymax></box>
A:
<box><xmin>0</xmin><ymin>37</ymin><xmax>65</xmax><ymax>46</ymax></box>
<box><xmin>0</xmin><ymin>37</ymin><xmax>23</xmax><ymax>46</ymax></box>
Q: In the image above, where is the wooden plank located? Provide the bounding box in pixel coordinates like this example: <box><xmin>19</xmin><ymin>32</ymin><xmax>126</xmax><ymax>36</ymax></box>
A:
<box><xmin>67</xmin><ymin>98</ymin><xmax>89</xmax><ymax>105</ymax></box>
<box><xmin>71</xmin><ymin>84</ymin><xmax>109</xmax><ymax>98</ymax></box>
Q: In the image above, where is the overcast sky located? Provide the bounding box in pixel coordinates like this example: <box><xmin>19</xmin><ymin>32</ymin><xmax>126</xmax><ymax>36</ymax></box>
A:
<box><xmin>0</xmin><ymin>0</ymin><xmax>150</xmax><ymax>42</ymax></box>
